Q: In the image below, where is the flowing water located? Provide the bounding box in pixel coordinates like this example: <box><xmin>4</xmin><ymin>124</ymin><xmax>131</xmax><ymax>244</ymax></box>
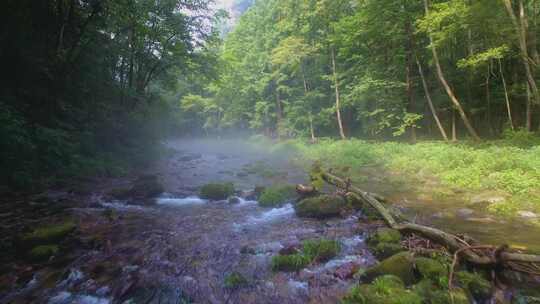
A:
<box><xmin>2</xmin><ymin>139</ymin><xmax>539</xmax><ymax>304</ymax></box>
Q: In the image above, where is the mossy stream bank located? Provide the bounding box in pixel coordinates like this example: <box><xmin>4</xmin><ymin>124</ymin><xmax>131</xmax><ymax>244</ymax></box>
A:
<box><xmin>0</xmin><ymin>140</ymin><xmax>538</xmax><ymax>303</ymax></box>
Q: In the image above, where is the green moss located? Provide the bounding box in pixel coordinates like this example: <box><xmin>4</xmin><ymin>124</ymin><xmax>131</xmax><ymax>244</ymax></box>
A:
<box><xmin>199</xmin><ymin>182</ymin><xmax>235</xmax><ymax>200</ymax></box>
<box><xmin>224</xmin><ymin>272</ymin><xmax>249</xmax><ymax>289</ymax></box>
<box><xmin>27</xmin><ymin>245</ymin><xmax>59</xmax><ymax>262</ymax></box>
<box><xmin>372</xmin><ymin>242</ymin><xmax>404</xmax><ymax>260</ymax></box>
<box><xmin>368</xmin><ymin>228</ymin><xmax>402</xmax><ymax>246</ymax></box>
<box><xmin>415</xmin><ymin>257</ymin><xmax>448</xmax><ymax>286</ymax></box>
<box><xmin>342</xmin><ymin>275</ymin><xmax>423</xmax><ymax>304</ymax></box>
<box><xmin>455</xmin><ymin>271</ymin><xmax>491</xmax><ymax>300</ymax></box>
<box><xmin>303</xmin><ymin>239</ymin><xmax>341</xmax><ymax>262</ymax></box>
<box><xmin>362</xmin><ymin>252</ymin><xmax>417</xmax><ymax>285</ymax></box>
<box><xmin>271</xmin><ymin>254</ymin><xmax>311</xmax><ymax>272</ymax></box>
<box><xmin>295</xmin><ymin>195</ymin><xmax>348</xmax><ymax>219</ymax></box>
<box><xmin>19</xmin><ymin>221</ymin><xmax>76</xmax><ymax>248</ymax></box>
<box><xmin>258</xmin><ymin>184</ymin><xmax>297</xmax><ymax>207</ymax></box>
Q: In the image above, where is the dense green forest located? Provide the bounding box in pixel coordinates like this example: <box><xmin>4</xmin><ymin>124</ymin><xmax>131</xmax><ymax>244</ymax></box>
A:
<box><xmin>0</xmin><ymin>0</ymin><xmax>220</xmax><ymax>189</ymax></box>
<box><xmin>183</xmin><ymin>0</ymin><xmax>540</xmax><ymax>141</ymax></box>
<box><xmin>2</xmin><ymin>0</ymin><xmax>540</xmax><ymax>189</ymax></box>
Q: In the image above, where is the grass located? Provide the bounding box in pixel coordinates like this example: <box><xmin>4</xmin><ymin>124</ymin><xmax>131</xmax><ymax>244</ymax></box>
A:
<box><xmin>279</xmin><ymin>136</ymin><xmax>540</xmax><ymax>217</ymax></box>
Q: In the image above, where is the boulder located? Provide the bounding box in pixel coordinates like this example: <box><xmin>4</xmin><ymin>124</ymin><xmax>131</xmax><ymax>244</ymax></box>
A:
<box><xmin>334</xmin><ymin>262</ymin><xmax>361</xmax><ymax>280</ymax></box>
<box><xmin>199</xmin><ymin>182</ymin><xmax>235</xmax><ymax>200</ymax></box>
<box><xmin>372</xmin><ymin>242</ymin><xmax>405</xmax><ymax>260</ymax></box>
<box><xmin>109</xmin><ymin>175</ymin><xmax>164</xmax><ymax>202</ymax></box>
<box><xmin>368</xmin><ymin>228</ymin><xmax>402</xmax><ymax>246</ymax></box>
<box><xmin>27</xmin><ymin>245</ymin><xmax>59</xmax><ymax>262</ymax></box>
<box><xmin>361</xmin><ymin>252</ymin><xmax>417</xmax><ymax>285</ymax></box>
<box><xmin>414</xmin><ymin>257</ymin><xmax>448</xmax><ymax>282</ymax></box>
<box><xmin>17</xmin><ymin>221</ymin><xmax>76</xmax><ymax>249</ymax></box>
<box><xmin>342</xmin><ymin>275</ymin><xmax>423</xmax><ymax>304</ymax></box>
<box><xmin>258</xmin><ymin>184</ymin><xmax>297</xmax><ymax>207</ymax></box>
<box><xmin>455</xmin><ymin>271</ymin><xmax>492</xmax><ymax>301</ymax></box>
<box><xmin>295</xmin><ymin>195</ymin><xmax>348</xmax><ymax>219</ymax></box>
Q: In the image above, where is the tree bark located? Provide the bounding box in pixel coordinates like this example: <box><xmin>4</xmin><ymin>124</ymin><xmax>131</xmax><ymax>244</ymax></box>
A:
<box><xmin>416</xmin><ymin>56</ymin><xmax>449</xmax><ymax>141</ymax></box>
<box><xmin>276</xmin><ymin>88</ymin><xmax>283</xmax><ymax>140</ymax></box>
<box><xmin>424</xmin><ymin>0</ymin><xmax>481</xmax><ymax>141</ymax></box>
<box><xmin>452</xmin><ymin>109</ymin><xmax>457</xmax><ymax>142</ymax></box>
<box><xmin>527</xmin><ymin>83</ymin><xmax>532</xmax><ymax>131</ymax></box>
<box><xmin>302</xmin><ymin>67</ymin><xmax>317</xmax><ymax>142</ymax></box>
<box><xmin>314</xmin><ymin>169</ymin><xmax>540</xmax><ymax>268</ymax></box>
<box><xmin>498</xmin><ymin>59</ymin><xmax>514</xmax><ymax>131</ymax></box>
<box><xmin>502</xmin><ymin>0</ymin><xmax>540</xmax><ymax>107</ymax></box>
<box><xmin>331</xmin><ymin>47</ymin><xmax>347</xmax><ymax>140</ymax></box>
<box><xmin>405</xmin><ymin>20</ymin><xmax>417</xmax><ymax>143</ymax></box>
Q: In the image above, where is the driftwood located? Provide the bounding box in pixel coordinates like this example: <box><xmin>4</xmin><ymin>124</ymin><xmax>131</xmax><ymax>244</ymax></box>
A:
<box><xmin>298</xmin><ymin>167</ymin><xmax>540</xmax><ymax>276</ymax></box>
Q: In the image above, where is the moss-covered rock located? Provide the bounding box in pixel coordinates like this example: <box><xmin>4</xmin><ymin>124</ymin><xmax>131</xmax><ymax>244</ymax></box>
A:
<box><xmin>295</xmin><ymin>195</ymin><xmax>348</xmax><ymax>219</ymax></box>
<box><xmin>455</xmin><ymin>271</ymin><xmax>491</xmax><ymax>301</ymax></box>
<box><xmin>18</xmin><ymin>221</ymin><xmax>76</xmax><ymax>248</ymax></box>
<box><xmin>372</xmin><ymin>242</ymin><xmax>405</xmax><ymax>260</ymax></box>
<box><xmin>342</xmin><ymin>275</ymin><xmax>423</xmax><ymax>304</ymax></box>
<box><xmin>415</xmin><ymin>257</ymin><xmax>448</xmax><ymax>283</ymax></box>
<box><xmin>368</xmin><ymin>228</ymin><xmax>402</xmax><ymax>246</ymax></box>
<box><xmin>303</xmin><ymin>239</ymin><xmax>341</xmax><ymax>263</ymax></box>
<box><xmin>258</xmin><ymin>184</ymin><xmax>297</xmax><ymax>207</ymax></box>
<box><xmin>27</xmin><ymin>245</ymin><xmax>59</xmax><ymax>262</ymax></box>
<box><xmin>271</xmin><ymin>254</ymin><xmax>311</xmax><ymax>272</ymax></box>
<box><xmin>224</xmin><ymin>272</ymin><xmax>249</xmax><ymax>289</ymax></box>
<box><xmin>362</xmin><ymin>252</ymin><xmax>417</xmax><ymax>285</ymax></box>
<box><xmin>199</xmin><ymin>182</ymin><xmax>235</xmax><ymax>200</ymax></box>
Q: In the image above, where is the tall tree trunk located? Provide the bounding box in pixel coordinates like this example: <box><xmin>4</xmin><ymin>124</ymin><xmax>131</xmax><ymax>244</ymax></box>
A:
<box><xmin>416</xmin><ymin>56</ymin><xmax>449</xmax><ymax>141</ymax></box>
<box><xmin>452</xmin><ymin>109</ymin><xmax>457</xmax><ymax>142</ymax></box>
<box><xmin>486</xmin><ymin>66</ymin><xmax>493</xmax><ymax>136</ymax></box>
<box><xmin>502</xmin><ymin>0</ymin><xmax>540</xmax><ymax>106</ymax></box>
<box><xmin>405</xmin><ymin>20</ymin><xmax>417</xmax><ymax>143</ymax></box>
<box><xmin>331</xmin><ymin>47</ymin><xmax>346</xmax><ymax>140</ymax></box>
<box><xmin>498</xmin><ymin>59</ymin><xmax>514</xmax><ymax>130</ymax></box>
<box><xmin>275</xmin><ymin>88</ymin><xmax>282</xmax><ymax>140</ymax></box>
<box><xmin>424</xmin><ymin>0</ymin><xmax>480</xmax><ymax>140</ymax></box>
<box><xmin>527</xmin><ymin>83</ymin><xmax>532</xmax><ymax>131</ymax></box>
<box><xmin>302</xmin><ymin>67</ymin><xmax>316</xmax><ymax>142</ymax></box>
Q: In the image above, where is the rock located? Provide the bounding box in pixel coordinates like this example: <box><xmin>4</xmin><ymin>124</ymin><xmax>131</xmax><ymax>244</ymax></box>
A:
<box><xmin>414</xmin><ymin>257</ymin><xmax>448</xmax><ymax>282</ymax></box>
<box><xmin>17</xmin><ymin>221</ymin><xmax>76</xmax><ymax>249</ymax></box>
<box><xmin>279</xmin><ymin>243</ymin><xmax>302</xmax><ymax>256</ymax></box>
<box><xmin>372</xmin><ymin>242</ymin><xmax>405</xmax><ymax>260</ymax></box>
<box><xmin>455</xmin><ymin>271</ymin><xmax>492</xmax><ymax>301</ymax></box>
<box><xmin>517</xmin><ymin>211</ymin><xmax>538</xmax><ymax>219</ymax></box>
<box><xmin>342</xmin><ymin>275</ymin><xmax>423</xmax><ymax>304</ymax></box>
<box><xmin>109</xmin><ymin>175</ymin><xmax>164</xmax><ymax>202</ymax></box>
<box><xmin>228</xmin><ymin>196</ymin><xmax>241</xmax><ymax>204</ymax></box>
<box><xmin>295</xmin><ymin>195</ymin><xmax>348</xmax><ymax>219</ymax></box>
<box><xmin>178</xmin><ymin>153</ymin><xmax>202</xmax><ymax>162</ymax></box>
<box><xmin>456</xmin><ymin>208</ymin><xmax>474</xmax><ymax>218</ymax></box>
<box><xmin>361</xmin><ymin>252</ymin><xmax>417</xmax><ymax>285</ymax></box>
<box><xmin>27</xmin><ymin>245</ymin><xmax>59</xmax><ymax>262</ymax></box>
<box><xmin>258</xmin><ymin>184</ymin><xmax>298</xmax><ymax>207</ymax></box>
<box><xmin>199</xmin><ymin>182</ymin><xmax>235</xmax><ymax>200</ymax></box>
<box><xmin>334</xmin><ymin>262</ymin><xmax>361</xmax><ymax>280</ymax></box>
<box><xmin>470</xmin><ymin>192</ymin><xmax>506</xmax><ymax>205</ymax></box>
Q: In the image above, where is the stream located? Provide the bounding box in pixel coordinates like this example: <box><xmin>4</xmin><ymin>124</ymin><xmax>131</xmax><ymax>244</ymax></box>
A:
<box><xmin>1</xmin><ymin>139</ymin><xmax>539</xmax><ymax>304</ymax></box>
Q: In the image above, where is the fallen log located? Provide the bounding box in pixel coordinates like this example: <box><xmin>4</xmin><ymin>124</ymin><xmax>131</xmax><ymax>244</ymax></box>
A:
<box><xmin>299</xmin><ymin>165</ymin><xmax>540</xmax><ymax>275</ymax></box>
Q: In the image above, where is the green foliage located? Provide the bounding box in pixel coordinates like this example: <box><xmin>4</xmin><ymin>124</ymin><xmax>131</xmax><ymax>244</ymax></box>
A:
<box><xmin>271</xmin><ymin>254</ymin><xmax>311</xmax><ymax>272</ymax></box>
<box><xmin>224</xmin><ymin>272</ymin><xmax>249</xmax><ymax>289</ymax></box>
<box><xmin>368</xmin><ymin>228</ymin><xmax>402</xmax><ymax>246</ymax></box>
<box><xmin>297</xmin><ymin>139</ymin><xmax>540</xmax><ymax>216</ymax></box>
<box><xmin>258</xmin><ymin>184</ymin><xmax>297</xmax><ymax>207</ymax></box>
<box><xmin>302</xmin><ymin>239</ymin><xmax>341</xmax><ymax>263</ymax></box>
<box><xmin>199</xmin><ymin>182</ymin><xmax>235</xmax><ymax>200</ymax></box>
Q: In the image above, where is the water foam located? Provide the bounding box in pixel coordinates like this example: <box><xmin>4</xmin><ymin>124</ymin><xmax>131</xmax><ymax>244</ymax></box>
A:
<box><xmin>156</xmin><ymin>196</ymin><xmax>207</xmax><ymax>206</ymax></box>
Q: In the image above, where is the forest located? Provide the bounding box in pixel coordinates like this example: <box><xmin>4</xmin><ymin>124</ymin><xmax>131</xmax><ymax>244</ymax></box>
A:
<box><xmin>1</xmin><ymin>0</ymin><xmax>540</xmax><ymax>303</ymax></box>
